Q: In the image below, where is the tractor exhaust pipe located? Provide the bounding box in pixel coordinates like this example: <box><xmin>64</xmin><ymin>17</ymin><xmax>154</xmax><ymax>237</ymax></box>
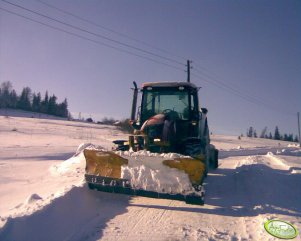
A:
<box><xmin>131</xmin><ymin>81</ymin><xmax>138</xmax><ymax>121</ymax></box>
<box><xmin>187</xmin><ymin>60</ymin><xmax>191</xmax><ymax>83</ymax></box>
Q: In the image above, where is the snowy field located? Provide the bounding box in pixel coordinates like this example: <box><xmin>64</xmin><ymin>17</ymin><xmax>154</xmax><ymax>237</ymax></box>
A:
<box><xmin>0</xmin><ymin>112</ymin><xmax>300</xmax><ymax>241</ymax></box>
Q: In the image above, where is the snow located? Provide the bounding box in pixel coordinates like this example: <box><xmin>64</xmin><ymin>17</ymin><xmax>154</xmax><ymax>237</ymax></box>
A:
<box><xmin>25</xmin><ymin>194</ymin><xmax>43</xmax><ymax>204</ymax></box>
<box><xmin>0</xmin><ymin>108</ymin><xmax>68</xmax><ymax>120</ymax></box>
<box><xmin>119</xmin><ymin>151</ymin><xmax>195</xmax><ymax>194</ymax></box>
<box><xmin>0</xmin><ymin>112</ymin><xmax>300</xmax><ymax>240</ymax></box>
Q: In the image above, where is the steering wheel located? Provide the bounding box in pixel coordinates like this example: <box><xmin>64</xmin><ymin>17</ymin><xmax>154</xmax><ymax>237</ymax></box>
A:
<box><xmin>162</xmin><ymin>109</ymin><xmax>179</xmax><ymax>120</ymax></box>
<box><xmin>162</xmin><ymin>109</ymin><xmax>174</xmax><ymax>114</ymax></box>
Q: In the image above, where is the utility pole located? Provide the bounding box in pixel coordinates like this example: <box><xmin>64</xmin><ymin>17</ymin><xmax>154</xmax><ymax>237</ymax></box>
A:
<box><xmin>297</xmin><ymin>112</ymin><xmax>301</xmax><ymax>146</ymax></box>
<box><xmin>186</xmin><ymin>60</ymin><xmax>191</xmax><ymax>83</ymax></box>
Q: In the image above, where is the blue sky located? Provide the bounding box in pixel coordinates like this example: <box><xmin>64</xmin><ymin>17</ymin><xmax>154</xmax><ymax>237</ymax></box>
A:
<box><xmin>0</xmin><ymin>0</ymin><xmax>300</xmax><ymax>136</ymax></box>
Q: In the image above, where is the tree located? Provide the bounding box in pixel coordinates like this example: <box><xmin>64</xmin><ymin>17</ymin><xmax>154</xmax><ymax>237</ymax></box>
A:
<box><xmin>294</xmin><ymin>135</ymin><xmax>299</xmax><ymax>143</ymax></box>
<box><xmin>274</xmin><ymin>126</ymin><xmax>281</xmax><ymax>140</ymax></box>
<box><xmin>0</xmin><ymin>81</ymin><xmax>70</xmax><ymax>118</ymax></box>
<box><xmin>61</xmin><ymin>98</ymin><xmax>69</xmax><ymax>118</ymax></box>
<box><xmin>56</xmin><ymin>98</ymin><xmax>69</xmax><ymax>117</ymax></box>
<box><xmin>9</xmin><ymin>90</ymin><xmax>18</xmax><ymax>108</ymax></box>
<box><xmin>269</xmin><ymin>132</ymin><xmax>273</xmax><ymax>139</ymax></box>
<box><xmin>247</xmin><ymin>127</ymin><xmax>254</xmax><ymax>137</ymax></box>
<box><xmin>0</xmin><ymin>81</ymin><xmax>13</xmax><ymax>108</ymax></box>
<box><xmin>32</xmin><ymin>92</ymin><xmax>41</xmax><ymax>112</ymax></box>
<box><xmin>48</xmin><ymin>94</ymin><xmax>57</xmax><ymax>115</ymax></box>
<box><xmin>86</xmin><ymin>117</ymin><xmax>93</xmax><ymax>123</ymax></box>
<box><xmin>41</xmin><ymin>91</ymin><xmax>49</xmax><ymax>113</ymax></box>
<box><xmin>17</xmin><ymin>87</ymin><xmax>32</xmax><ymax>111</ymax></box>
<box><xmin>254</xmin><ymin>130</ymin><xmax>257</xmax><ymax>138</ymax></box>
<box><xmin>260</xmin><ymin>127</ymin><xmax>267</xmax><ymax>138</ymax></box>
<box><xmin>101</xmin><ymin>117</ymin><xmax>117</xmax><ymax>125</ymax></box>
<box><xmin>283</xmin><ymin>134</ymin><xmax>288</xmax><ymax>141</ymax></box>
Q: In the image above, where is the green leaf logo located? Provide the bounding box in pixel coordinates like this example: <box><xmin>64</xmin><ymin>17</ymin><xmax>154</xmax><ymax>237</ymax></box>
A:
<box><xmin>264</xmin><ymin>219</ymin><xmax>299</xmax><ymax>239</ymax></box>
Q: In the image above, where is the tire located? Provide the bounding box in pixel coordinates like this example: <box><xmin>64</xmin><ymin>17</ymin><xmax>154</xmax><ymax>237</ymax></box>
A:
<box><xmin>204</xmin><ymin>147</ymin><xmax>210</xmax><ymax>176</ymax></box>
<box><xmin>88</xmin><ymin>183</ymin><xmax>95</xmax><ymax>190</ymax></box>
<box><xmin>209</xmin><ymin>148</ymin><xmax>218</xmax><ymax>169</ymax></box>
<box><xmin>212</xmin><ymin>149</ymin><xmax>218</xmax><ymax>169</ymax></box>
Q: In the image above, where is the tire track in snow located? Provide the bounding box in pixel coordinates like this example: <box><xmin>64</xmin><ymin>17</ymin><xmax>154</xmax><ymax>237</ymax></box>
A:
<box><xmin>156</xmin><ymin>200</ymin><xmax>174</xmax><ymax>224</ymax></box>
<box><xmin>109</xmin><ymin>198</ymin><xmax>175</xmax><ymax>241</ymax></box>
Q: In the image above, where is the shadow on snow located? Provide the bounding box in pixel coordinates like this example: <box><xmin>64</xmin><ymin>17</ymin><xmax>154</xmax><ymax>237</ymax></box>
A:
<box><xmin>131</xmin><ymin>163</ymin><xmax>301</xmax><ymax>218</ymax></box>
<box><xmin>1</xmin><ymin>160</ymin><xmax>300</xmax><ymax>241</ymax></box>
<box><xmin>0</xmin><ymin>185</ymin><xmax>130</xmax><ymax>241</ymax></box>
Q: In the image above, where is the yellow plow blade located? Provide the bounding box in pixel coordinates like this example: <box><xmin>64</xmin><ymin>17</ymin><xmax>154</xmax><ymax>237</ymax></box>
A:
<box><xmin>83</xmin><ymin>149</ymin><xmax>206</xmax><ymax>205</ymax></box>
<box><xmin>84</xmin><ymin>149</ymin><xmax>128</xmax><ymax>178</ymax></box>
<box><xmin>163</xmin><ymin>158</ymin><xmax>206</xmax><ymax>185</ymax></box>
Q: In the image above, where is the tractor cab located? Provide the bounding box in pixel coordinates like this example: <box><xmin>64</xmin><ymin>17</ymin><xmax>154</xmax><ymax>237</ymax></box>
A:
<box><xmin>140</xmin><ymin>82</ymin><xmax>200</xmax><ymax>124</ymax></box>
<box><xmin>130</xmin><ymin>82</ymin><xmax>208</xmax><ymax>154</ymax></box>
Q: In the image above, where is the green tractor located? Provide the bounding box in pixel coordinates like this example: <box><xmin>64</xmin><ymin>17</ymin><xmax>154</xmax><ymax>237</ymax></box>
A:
<box><xmin>84</xmin><ymin>81</ymin><xmax>218</xmax><ymax>205</ymax></box>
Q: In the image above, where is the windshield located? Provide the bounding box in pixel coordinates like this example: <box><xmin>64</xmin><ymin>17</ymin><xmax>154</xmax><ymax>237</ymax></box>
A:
<box><xmin>142</xmin><ymin>88</ymin><xmax>194</xmax><ymax>121</ymax></box>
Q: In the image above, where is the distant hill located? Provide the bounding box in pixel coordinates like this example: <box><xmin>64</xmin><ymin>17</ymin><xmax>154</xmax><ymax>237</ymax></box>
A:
<box><xmin>0</xmin><ymin>108</ymin><xmax>69</xmax><ymax>120</ymax></box>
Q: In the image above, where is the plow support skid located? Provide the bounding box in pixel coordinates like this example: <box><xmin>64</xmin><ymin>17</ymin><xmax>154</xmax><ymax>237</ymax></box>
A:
<box><xmin>85</xmin><ymin>174</ymin><xmax>204</xmax><ymax>205</ymax></box>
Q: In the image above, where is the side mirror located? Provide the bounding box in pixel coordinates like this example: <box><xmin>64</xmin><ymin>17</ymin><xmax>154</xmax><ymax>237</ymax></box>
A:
<box><xmin>201</xmin><ymin>108</ymin><xmax>208</xmax><ymax>114</ymax></box>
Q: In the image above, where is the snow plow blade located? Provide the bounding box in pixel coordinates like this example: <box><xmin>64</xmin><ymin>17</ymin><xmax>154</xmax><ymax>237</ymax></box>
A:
<box><xmin>85</xmin><ymin>174</ymin><xmax>204</xmax><ymax>205</ymax></box>
<box><xmin>84</xmin><ymin>149</ymin><xmax>205</xmax><ymax>205</ymax></box>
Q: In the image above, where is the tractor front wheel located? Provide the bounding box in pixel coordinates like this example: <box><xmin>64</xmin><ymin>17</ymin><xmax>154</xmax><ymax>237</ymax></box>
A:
<box><xmin>210</xmin><ymin>148</ymin><xmax>219</xmax><ymax>169</ymax></box>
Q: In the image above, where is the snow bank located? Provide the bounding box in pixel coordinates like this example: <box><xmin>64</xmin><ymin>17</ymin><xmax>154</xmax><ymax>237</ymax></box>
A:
<box><xmin>0</xmin><ymin>144</ymin><xmax>90</xmax><ymax>229</ymax></box>
<box><xmin>235</xmin><ymin>155</ymin><xmax>259</xmax><ymax>168</ymax></box>
<box><xmin>0</xmin><ymin>185</ymin><xmax>130</xmax><ymax>241</ymax></box>
<box><xmin>235</xmin><ymin>153</ymin><xmax>293</xmax><ymax>172</ymax></box>
<box><xmin>74</xmin><ymin>143</ymin><xmax>105</xmax><ymax>156</ymax></box>
<box><xmin>276</xmin><ymin>148</ymin><xmax>301</xmax><ymax>157</ymax></box>
<box><xmin>266</xmin><ymin>152</ymin><xmax>290</xmax><ymax>170</ymax></box>
<box><xmin>50</xmin><ymin>143</ymin><xmax>105</xmax><ymax>175</ymax></box>
<box><xmin>287</xmin><ymin>143</ymin><xmax>300</xmax><ymax>148</ymax></box>
<box><xmin>25</xmin><ymin>194</ymin><xmax>43</xmax><ymax>204</ymax></box>
<box><xmin>50</xmin><ymin>153</ymin><xmax>85</xmax><ymax>175</ymax></box>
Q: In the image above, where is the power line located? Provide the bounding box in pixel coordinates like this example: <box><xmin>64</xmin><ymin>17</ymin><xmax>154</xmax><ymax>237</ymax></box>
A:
<box><xmin>0</xmin><ymin>6</ymin><xmax>184</xmax><ymax>72</ymax></box>
<box><xmin>35</xmin><ymin>0</ymin><xmax>187</xmax><ymax>62</ymax></box>
<box><xmin>185</xmin><ymin>59</ymin><xmax>294</xmax><ymax>116</ymax></box>
<box><xmin>194</xmin><ymin>68</ymin><xmax>266</xmax><ymax>105</ymax></box>
<box><xmin>192</xmin><ymin>60</ymin><xmax>297</xmax><ymax>116</ymax></box>
<box><xmin>192</xmin><ymin>72</ymin><xmax>263</xmax><ymax>105</ymax></box>
<box><xmin>1</xmin><ymin>1</ymin><xmax>296</xmax><ymax>117</ymax></box>
<box><xmin>191</xmin><ymin>69</ymin><xmax>295</xmax><ymax>116</ymax></box>
<box><xmin>192</xmin><ymin>70</ymin><xmax>279</xmax><ymax>113</ymax></box>
<box><xmin>192</xmin><ymin>62</ymin><xmax>226</xmax><ymax>82</ymax></box>
<box><xmin>193</xmin><ymin>61</ymin><xmax>287</xmax><ymax>107</ymax></box>
<box><xmin>1</xmin><ymin>0</ymin><xmax>185</xmax><ymax>67</ymax></box>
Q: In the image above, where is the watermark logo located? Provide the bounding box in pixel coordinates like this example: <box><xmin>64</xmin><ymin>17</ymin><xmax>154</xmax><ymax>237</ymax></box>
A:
<box><xmin>264</xmin><ymin>219</ymin><xmax>298</xmax><ymax>239</ymax></box>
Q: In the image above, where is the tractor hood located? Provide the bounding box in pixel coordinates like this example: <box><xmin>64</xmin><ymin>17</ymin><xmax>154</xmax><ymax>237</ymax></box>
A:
<box><xmin>140</xmin><ymin>113</ymin><xmax>165</xmax><ymax>132</ymax></box>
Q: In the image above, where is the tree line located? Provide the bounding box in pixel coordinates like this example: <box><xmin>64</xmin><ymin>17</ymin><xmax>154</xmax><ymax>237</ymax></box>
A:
<box><xmin>0</xmin><ymin>81</ymin><xmax>70</xmax><ymax>118</ymax></box>
<box><xmin>246</xmin><ymin>126</ymin><xmax>299</xmax><ymax>143</ymax></box>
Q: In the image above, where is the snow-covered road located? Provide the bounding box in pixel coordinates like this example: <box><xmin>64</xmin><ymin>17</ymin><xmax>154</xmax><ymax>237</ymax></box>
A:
<box><xmin>0</xmin><ymin>114</ymin><xmax>300</xmax><ymax>241</ymax></box>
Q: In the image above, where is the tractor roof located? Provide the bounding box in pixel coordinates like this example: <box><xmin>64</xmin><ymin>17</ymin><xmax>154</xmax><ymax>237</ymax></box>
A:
<box><xmin>142</xmin><ymin>82</ymin><xmax>198</xmax><ymax>89</ymax></box>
